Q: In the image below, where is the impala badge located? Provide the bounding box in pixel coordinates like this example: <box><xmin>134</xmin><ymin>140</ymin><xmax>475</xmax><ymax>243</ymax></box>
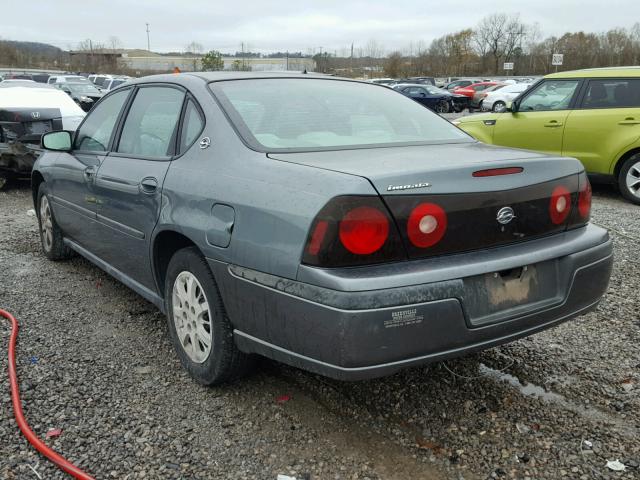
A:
<box><xmin>387</xmin><ymin>182</ymin><xmax>431</xmax><ymax>192</ymax></box>
<box><xmin>496</xmin><ymin>206</ymin><xmax>515</xmax><ymax>225</ymax></box>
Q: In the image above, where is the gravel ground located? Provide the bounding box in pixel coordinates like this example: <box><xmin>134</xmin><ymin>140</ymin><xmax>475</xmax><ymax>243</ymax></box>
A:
<box><xmin>1</xmin><ymin>181</ymin><xmax>638</xmax><ymax>480</ymax></box>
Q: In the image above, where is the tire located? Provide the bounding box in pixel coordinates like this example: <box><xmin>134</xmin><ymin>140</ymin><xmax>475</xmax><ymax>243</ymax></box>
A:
<box><xmin>165</xmin><ymin>247</ymin><xmax>253</xmax><ymax>385</ymax></box>
<box><xmin>492</xmin><ymin>101</ymin><xmax>506</xmax><ymax>112</ymax></box>
<box><xmin>435</xmin><ymin>100</ymin><xmax>450</xmax><ymax>114</ymax></box>
<box><xmin>0</xmin><ymin>173</ymin><xmax>8</xmax><ymax>191</ymax></box>
<box><xmin>37</xmin><ymin>184</ymin><xmax>72</xmax><ymax>260</ymax></box>
<box><xmin>618</xmin><ymin>154</ymin><xmax>640</xmax><ymax>205</ymax></box>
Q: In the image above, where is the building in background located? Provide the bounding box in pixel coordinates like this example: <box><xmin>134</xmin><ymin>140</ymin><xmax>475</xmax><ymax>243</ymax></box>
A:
<box><xmin>117</xmin><ymin>54</ymin><xmax>315</xmax><ymax>73</ymax></box>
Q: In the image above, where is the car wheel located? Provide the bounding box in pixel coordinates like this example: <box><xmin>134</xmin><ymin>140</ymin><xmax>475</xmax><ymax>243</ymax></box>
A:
<box><xmin>493</xmin><ymin>101</ymin><xmax>506</xmax><ymax>112</ymax></box>
<box><xmin>165</xmin><ymin>247</ymin><xmax>253</xmax><ymax>385</ymax></box>
<box><xmin>0</xmin><ymin>173</ymin><xmax>7</xmax><ymax>190</ymax></box>
<box><xmin>618</xmin><ymin>154</ymin><xmax>640</xmax><ymax>205</ymax></box>
<box><xmin>37</xmin><ymin>184</ymin><xmax>72</xmax><ymax>260</ymax></box>
<box><xmin>436</xmin><ymin>100</ymin><xmax>450</xmax><ymax>114</ymax></box>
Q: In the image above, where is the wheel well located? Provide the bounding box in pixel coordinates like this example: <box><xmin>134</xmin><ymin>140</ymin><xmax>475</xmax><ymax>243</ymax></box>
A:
<box><xmin>153</xmin><ymin>230</ymin><xmax>198</xmax><ymax>296</ymax></box>
<box><xmin>614</xmin><ymin>147</ymin><xmax>640</xmax><ymax>179</ymax></box>
<box><xmin>31</xmin><ymin>171</ymin><xmax>44</xmax><ymax>210</ymax></box>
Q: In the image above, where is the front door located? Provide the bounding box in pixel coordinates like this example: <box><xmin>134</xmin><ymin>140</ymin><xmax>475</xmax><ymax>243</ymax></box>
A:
<box><xmin>93</xmin><ymin>85</ymin><xmax>186</xmax><ymax>290</ymax></box>
<box><xmin>563</xmin><ymin>78</ymin><xmax>640</xmax><ymax>174</ymax></box>
<box><xmin>492</xmin><ymin>79</ymin><xmax>581</xmax><ymax>156</ymax></box>
<box><xmin>49</xmin><ymin>88</ymin><xmax>132</xmax><ymax>248</ymax></box>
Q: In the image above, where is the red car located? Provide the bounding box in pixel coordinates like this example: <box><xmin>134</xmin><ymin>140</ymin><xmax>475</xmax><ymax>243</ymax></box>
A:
<box><xmin>453</xmin><ymin>82</ymin><xmax>500</xmax><ymax>99</ymax></box>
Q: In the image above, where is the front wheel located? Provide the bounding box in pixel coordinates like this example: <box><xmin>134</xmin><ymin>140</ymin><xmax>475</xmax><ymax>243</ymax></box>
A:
<box><xmin>435</xmin><ymin>100</ymin><xmax>450</xmax><ymax>114</ymax></box>
<box><xmin>618</xmin><ymin>154</ymin><xmax>640</xmax><ymax>205</ymax></box>
<box><xmin>165</xmin><ymin>247</ymin><xmax>253</xmax><ymax>385</ymax></box>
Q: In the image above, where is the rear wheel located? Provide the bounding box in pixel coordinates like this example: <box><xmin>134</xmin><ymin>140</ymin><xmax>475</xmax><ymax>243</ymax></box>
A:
<box><xmin>493</xmin><ymin>101</ymin><xmax>506</xmax><ymax>112</ymax></box>
<box><xmin>37</xmin><ymin>184</ymin><xmax>72</xmax><ymax>260</ymax></box>
<box><xmin>618</xmin><ymin>154</ymin><xmax>640</xmax><ymax>205</ymax></box>
<box><xmin>165</xmin><ymin>247</ymin><xmax>253</xmax><ymax>385</ymax></box>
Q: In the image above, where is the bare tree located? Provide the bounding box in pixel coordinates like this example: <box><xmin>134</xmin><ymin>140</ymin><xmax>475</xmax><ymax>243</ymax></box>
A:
<box><xmin>108</xmin><ymin>36</ymin><xmax>123</xmax><ymax>53</ymax></box>
<box><xmin>185</xmin><ymin>42</ymin><xmax>204</xmax><ymax>55</ymax></box>
<box><xmin>474</xmin><ymin>13</ymin><xmax>526</xmax><ymax>74</ymax></box>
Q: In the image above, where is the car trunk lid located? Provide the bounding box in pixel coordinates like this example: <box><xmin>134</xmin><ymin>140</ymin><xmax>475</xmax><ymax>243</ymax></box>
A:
<box><xmin>269</xmin><ymin>142</ymin><xmax>587</xmax><ymax>259</ymax></box>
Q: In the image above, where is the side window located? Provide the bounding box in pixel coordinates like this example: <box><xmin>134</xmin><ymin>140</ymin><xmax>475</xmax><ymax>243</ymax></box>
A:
<box><xmin>75</xmin><ymin>89</ymin><xmax>130</xmax><ymax>152</ymax></box>
<box><xmin>518</xmin><ymin>80</ymin><xmax>580</xmax><ymax>112</ymax></box>
<box><xmin>48</xmin><ymin>77</ymin><xmax>56</xmax><ymax>84</ymax></box>
<box><xmin>117</xmin><ymin>86</ymin><xmax>185</xmax><ymax>158</ymax></box>
<box><xmin>582</xmin><ymin>79</ymin><xmax>640</xmax><ymax>109</ymax></box>
<box><xmin>180</xmin><ymin>100</ymin><xmax>204</xmax><ymax>153</ymax></box>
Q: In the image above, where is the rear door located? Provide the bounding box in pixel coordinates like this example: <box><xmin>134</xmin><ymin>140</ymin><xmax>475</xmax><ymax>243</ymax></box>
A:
<box><xmin>563</xmin><ymin>78</ymin><xmax>640</xmax><ymax>174</ymax></box>
<box><xmin>49</xmin><ymin>88</ymin><xmax>132</xmax><ymax>248</ymax></box>
<box><xmin>92</xmin><ymin>84</ymin><xmax>186</xmax><ymax>290</ymax></box>
<box><xmin>492</xmin><ymin>79</ymin><xmax>581</xmax><ymax>156</ymax></box>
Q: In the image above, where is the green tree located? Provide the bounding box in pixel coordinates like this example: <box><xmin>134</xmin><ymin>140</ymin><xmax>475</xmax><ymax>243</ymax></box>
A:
<box><xmin>201</xmin><ymin>50</ymin><xmax>224</xmax><ymax>71</ymax></box>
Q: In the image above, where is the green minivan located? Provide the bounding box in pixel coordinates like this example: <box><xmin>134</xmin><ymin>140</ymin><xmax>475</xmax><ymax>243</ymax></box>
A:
<box><xmin>455</xmin><ymin>67</ymin><xmax>640</xmax><ymax>204</ymax></box>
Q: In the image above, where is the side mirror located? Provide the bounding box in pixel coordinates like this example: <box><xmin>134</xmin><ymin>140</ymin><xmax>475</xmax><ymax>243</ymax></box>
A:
<box><xmin>42</xmin><ymin>131</ymin><xmax>72</xmax><ymax>152</ymax></box>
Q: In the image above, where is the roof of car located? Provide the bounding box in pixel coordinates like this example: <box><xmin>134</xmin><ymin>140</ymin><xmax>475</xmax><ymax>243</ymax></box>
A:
<box><xmin>545</xmin><ymin>66</ymin><xmax>640</xmax><ymax>79</ymax></box>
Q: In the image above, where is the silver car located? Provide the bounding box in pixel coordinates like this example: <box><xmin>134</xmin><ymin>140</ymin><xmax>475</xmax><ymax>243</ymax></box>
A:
<box><xmin>34</xmin><ymin>72</ymin><xmax>612</xmax><ymax>384</ymax></box>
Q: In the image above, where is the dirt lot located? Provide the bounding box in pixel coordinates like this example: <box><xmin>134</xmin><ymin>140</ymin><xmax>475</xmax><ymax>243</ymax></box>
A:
<box><xmin>1</xmin><ymin>181</ymin><xmax>638</xmax><ymax>480</ymax></box>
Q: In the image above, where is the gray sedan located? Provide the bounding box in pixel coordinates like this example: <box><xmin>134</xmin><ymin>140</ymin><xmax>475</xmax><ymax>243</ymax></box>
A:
<box><xmin>34</xmin><ymin>72</ymin><xmax>613</xmax><ymax>384</ymax></box>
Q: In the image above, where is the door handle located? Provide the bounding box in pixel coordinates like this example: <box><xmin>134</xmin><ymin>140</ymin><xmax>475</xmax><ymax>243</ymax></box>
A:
<box><xmin>83</xmin><ymin>166</ymin><xmax>96</xmax><ymax>181</ymax></box>
<box><xmin>544</xmin><ymin>121</ymin><xmax>563</xmax><ymax>127</ymax></box>
<box><xmin>618</xmin><ymin>117</ymin><xmax>640</xmax><ymax>125</ymax></box>
<box><xmin>139</xmin><ymin>177</ymin><xmax>158</xmax><ymax>194</ymax></box>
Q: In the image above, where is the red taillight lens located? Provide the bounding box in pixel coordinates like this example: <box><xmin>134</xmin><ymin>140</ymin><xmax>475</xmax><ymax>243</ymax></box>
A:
<box><xmin>473</xmin><ymin>167</ymin><xmax>523</xmax><ymax>177</ymax></box>
<box><xmin>578</xmin><ymin>179</ymin><xmax>592</xmax><ymax>218</ymax></box>
<box><xmin>549</xmin><ymin>185</ymin><xmax>571</xmax><ymax>225</ymax></box>
<box><xmin>307</xmin><ymin>220</ymin><xmax>328</xmax><ymax>256</ymax></box>
<box><xmin>407</xmin><ymin>203</ymin><xmax>447</xmax><ymax>248</ymax></box>
<box><xmin>339</xmin><ymin>206</ymin><xmax>389</xmax><ymax>254</ymax></box>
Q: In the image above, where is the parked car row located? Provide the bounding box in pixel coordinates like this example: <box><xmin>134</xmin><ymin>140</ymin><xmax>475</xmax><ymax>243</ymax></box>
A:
<box><xmin>391</xmin><ymin>83</ymin><xmax>470</xmax><ymax>113</ymax></box>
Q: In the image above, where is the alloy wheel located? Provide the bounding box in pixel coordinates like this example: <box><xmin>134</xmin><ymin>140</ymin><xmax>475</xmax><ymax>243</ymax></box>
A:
<box><xmin>40</xmin><ymin>195</ymin><xmax>53</xmax><ymax>252</ymax></box>
<box><xmin>172</xmin><ymin>271</ymin><xmax>212</xmax><ymax>363</ymax></box>
<box><xmin>626</xmin><ymin>160</ymin><xmax>640</xmax><ymax>199</ymax></box>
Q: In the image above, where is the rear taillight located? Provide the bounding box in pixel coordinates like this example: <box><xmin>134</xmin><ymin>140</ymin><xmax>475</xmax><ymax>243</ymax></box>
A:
<box><xmin>567</xmin><ymin>173</ymin><xmax>592</xmax><ymax>229</ymax></box>
<box><xmin>578</xmin><ymin>178</ymin><xmax>592</xmax><ymax>218</ymax></box>
<box><xmin>549</xmin><ymin>185</ymin><xmax>571</xmax><ymax>225</ymax></box>
<box><xmin>339</xmin><ymin>206</ymin><xmax>389</xmax><ymax>254</ymax></box>
<box><xmin>302</xmin><ymin>196</ymin><xmax>406</xmax><ymax>267</ymax></box>
<box><xmin>407</xmin><ymin>203</ymin><xmax>447</xmax><ymax>248</ymax></box>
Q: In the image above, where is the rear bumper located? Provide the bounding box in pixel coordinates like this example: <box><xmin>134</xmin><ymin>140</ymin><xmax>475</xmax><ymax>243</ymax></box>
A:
<box><xmin>210</xmin><ymin>225</ymin><xmax>613</xmax><ymax>380</ymax></box>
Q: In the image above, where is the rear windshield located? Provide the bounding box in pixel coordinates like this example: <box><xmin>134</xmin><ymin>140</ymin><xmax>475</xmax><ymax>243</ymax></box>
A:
<box><xmin>210</xmin><ymin>78</ymin><xmax>471</xmax><ymax>152</ymax></box>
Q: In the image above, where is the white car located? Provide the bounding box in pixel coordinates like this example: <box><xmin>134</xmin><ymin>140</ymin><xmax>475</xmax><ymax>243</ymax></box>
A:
<box><xmin>47</xmin><ymin>75</ymin><xmax>92</xmax><ymax>86</ymax></box>
<box><xmin>0</xmin><ymin>86</ymin><xmax>85</xmax><ymax>188</ymax></box>
<box><xmin>482</xmin><ymin>83</ymin><xmax>532</xmax><ymax>112</ymax></box>
<box><xmin>102</xmin><ymin>77</ymin><xmax>130</xmax><ymax>91</ymax></box>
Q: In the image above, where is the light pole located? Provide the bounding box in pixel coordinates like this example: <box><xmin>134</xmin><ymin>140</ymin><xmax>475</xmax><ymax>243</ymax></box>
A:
<box><xmin>146</xmin><ymin>23</ymin><xmax>150</xmax><ymax>52</ymax></box>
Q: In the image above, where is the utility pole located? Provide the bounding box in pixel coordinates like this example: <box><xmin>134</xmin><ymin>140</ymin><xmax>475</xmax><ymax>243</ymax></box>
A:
<box><xmin>350</xmin><ymin>42</ymin><xmax>354</xmax><ymax>76</ymax></box>
<box><xmin>286</xmin><ymin>51</ymin><xmax>289</xmax><ymax>71</ymax></box>
<box><xmin>146</xmin><ymin>23</ymin><xmax>150</xmax><ymax>52</ymax></box>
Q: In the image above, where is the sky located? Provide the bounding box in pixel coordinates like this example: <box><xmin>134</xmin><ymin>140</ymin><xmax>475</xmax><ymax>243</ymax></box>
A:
<box><xmin>1</xmin><ymin>0</ymin><xmax>638</xmax><ymax>54</ymax></box>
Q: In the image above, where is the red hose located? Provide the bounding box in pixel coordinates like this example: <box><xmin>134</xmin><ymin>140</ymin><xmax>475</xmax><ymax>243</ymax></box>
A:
<box><xmin>1</xmin><ymin>308</ymin><xmax>96</xmax><ymax>480</ymax></box>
